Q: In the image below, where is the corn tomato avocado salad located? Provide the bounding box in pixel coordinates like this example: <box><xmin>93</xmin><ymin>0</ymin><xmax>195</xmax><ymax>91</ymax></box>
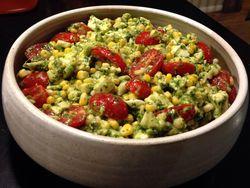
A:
<box><xmin>17</xmin><ymin>13</ymin><xmax>237</xmax><ymax>139</ymax></box>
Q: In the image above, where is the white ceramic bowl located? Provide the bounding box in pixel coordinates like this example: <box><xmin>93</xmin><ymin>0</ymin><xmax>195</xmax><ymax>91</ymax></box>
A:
<box><xmin>2</xmin><ymin>5</ymin><xmax>248</xmax><ymax>187</ymax></box>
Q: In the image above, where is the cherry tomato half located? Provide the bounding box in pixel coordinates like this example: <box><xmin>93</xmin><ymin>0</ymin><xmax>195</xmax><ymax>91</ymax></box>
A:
<box><xmin>91</xmin><ymin>47</ymin><xmax>127</xmax><ymax>73</ymax></box>
<box><xmin>51</xmin><ymin>32</ymin><xmax>80</xmax><ymax>43</ymax></box>
<box><xmin>59</xmin><ymin>105</ymin><xmax>87</xmax><ymax>128</ymax></box>
<box><xmin>161</xmin><ymin>62</ymin><xmax>195</xmax><ymax>76</ymax></box>
<box><xmin>126</xmin><ymin>79</ymin><xmax>151</xmax><ymax>99</ymax></box>
<box><xmin>25</xmin><ymin>43</ymin><xmax>47</xmax><ymax>59</ymax></box>
<box><xmin>21</xmin><ymin>71</ymin><xmax>49</xmax><ymax>88</ymax></box>
<box><xmin>197</xmin><ymin>42</ymin><xmax>213</xmax><ymax>63</ymax></box>
<box><xmin>172</xmin><ymin>104</ymin><xmax>196</xmax><ymax>121</ymax></box>
<box><xmin>22</xmin><ymin>85</ymin><xmax>48</xmax><ymax>108</ymax></box>
<box><xmin>228</xmin><ymin>86</ymin><xmax>237</xmax><ymax>103</ymax></box>
<box><xmin>129</xmin><ymin>49</ymin><xmax>164</xmax><ymax>78</ymax></box>
<box><xmin>135</xmin><ymin>31</ymin><xmax>160</xmax><ymax>45</ymax></box>
<box><xmin>89</xmin><ymin>93</ymin><xmax>128</xmax><ymax>120</ymax></box>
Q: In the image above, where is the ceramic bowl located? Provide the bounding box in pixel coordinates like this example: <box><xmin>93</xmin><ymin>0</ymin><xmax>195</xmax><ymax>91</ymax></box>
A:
<box><xmin>2</xmin><ymin>5</ymin><xmax>248</xmax><ymax>187</ymax></box>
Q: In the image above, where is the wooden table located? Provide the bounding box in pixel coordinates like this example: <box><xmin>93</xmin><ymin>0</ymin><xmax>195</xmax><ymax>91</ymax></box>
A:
<box><xmin>0</xmin><ymin>0</ymin><xmax>249</xmax><ymax>187</ymax></box>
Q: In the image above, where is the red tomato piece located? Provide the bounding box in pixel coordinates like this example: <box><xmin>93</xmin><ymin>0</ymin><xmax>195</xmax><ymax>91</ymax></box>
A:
<box><xmin>129</xmin><ymin>49</ymin><xmax>164</xmax><ymax>78</ymax></box>
<box><xmin>25</xmin><ymin>43</ymin><xmax>47</xmax><ymax>59</ymax></box>
<box><xmin>155</xmin><ymin>108</ymin><xmax>174</xmax><ymax>123</ymax></box>
<box><xmin>91</xmin><ymin>47</ymin><xmax>127</xmax><ymax>73</ymax></box>
<box><xmin>161</xmin><ymin>62</ymin><xmax>195</xmax><ymax>76</ymax></box>
<box><xmin>51</xmin><ymin>32</ymin><xmax>80</xmax><ymax>43</ymax></box>
<box><xmin>210</xmin><ymin>70</ymin><xmax>231</xmax><ymax>91</ymax></box>
<box><xmin>173</xmin><ymin>104</ymin><xmax>196</xmax><ymax>121</ymax></box>
<box><xmin>135</xmin><ymin>31</ymin><xmax>160</xmax><ymax>45</ymax></box>
<box><xmin>228</xmin><ymin>86</ymin><xmax>237</xmax><ymax>103</ymax></box>
<box><xmin>43</xmin><ymin>109</ymin><xmax>55</xmax><ymax>117</ymax></box>
<box><xmin>197</xmin><ymin>42</ymin><xmax>213</xmax><ymax>63</ymax></box>
<box><xmin>59</xmin><ymin>105</ymin><xmax>86</xmax><ymax>128</ymax></box>
<box><xmin>72</xmin><ymin>22</ymin><xmax>92</xmax><ymax>35</ymax></box>
<box><xmin>21</xmin><ymin>71</ymin><xmax>49</xmax><ymax>88</ymax></box>
<box><xmin>126</xmin><ymin>79</ymin><xmax>151</xmax><ymax>99</ymax></box>
<box><xmin>89</xmin><ymin>93</ymin><xmax>128</xmax><ymax>120</ymax></box>
<box><xmin>22</xmin><ymin>85</ymin><xmax>48</xmax><ymax>108</ymax></box>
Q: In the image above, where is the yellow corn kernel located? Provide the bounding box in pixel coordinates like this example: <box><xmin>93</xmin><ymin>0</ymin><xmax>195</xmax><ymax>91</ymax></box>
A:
<box><xmin>75</xmin><ymin>80</ymin><xmax>82</xmax><ymax>86</ymax></box>
<box><xmin>108</xmin><ymin>119</ymin><xmax>119</xmax><ymax>129</ymax></box>
<box><xmin>79</xmin><ymin>92</ymin><xmax>88</xmax><ymax>106</ymax></box>
<box><xmin>120</xmin><ymin>124</ymin><xmax>134</xmax><ymax>137</ymax></box>
<box><xmin>90</xmin><ymin>68</ymin><xmax>96</xmax><ymax>74</ymax></box>
<box><xmin>128</xmin><ymin>92</ymin><xmax>137</xmax><ymax>99</ymax></box>
<box><xmin>46</xmin><ymin>96</ymin><xmax>55</xmax><ymax>104</ymax></box>
<box><xmin>60</xmin><ymin>90</ymin><xmax>67</xmax><ymax>98</ymax></box>
<box><xmin>172</xmin><ymin>96</ymin><xmax>179</xmax><ymax>105</ymax></box>
<box><xmin>173</xmin><ymin>31</ymin><xmax>181</xmax><ymax>38</ymax></box>
<box><xmin>134</xmin><ymin>51</ymin><xmax>141</xmax><ymax>57</ymax></box>
<box><xmin>113</xmin><ymin>78</ymin><xmax>120</xmax><ymax>85</ymax></box>
<box><xmin>126</xmin><ymin>114</ymin><xmax>134</xmax><ymax>123</ymax></box>
<box><xmin>42</xmin><ymin>104</ymin><xmax>50</xmax><ymax>110</ymax></box>
<box><xmin>49</xmin><ymin>41</ymin><xmax>56</xmax><ymax>47</ymax></box>
<box><xmin>165</xmin><ymin>73</ymin><xmax>172</xmax><ymax>84</ymax></box>
<box><xmin>166</xmin><ymin>52</ymin><xmax>174</xmax><ymax>60</ymax></box>
<box><xmin>64</xmin><ymin>47</ymin><xmax>72</xmax><ymax>53</ymax></box>
<box><xmin>143</xmin><ymin>74</ymin><xmax>151</xmax><ymax>82</ymax></box>
<box><xmin>145</xmin><ymin>104</ymin><xmax>156</xmax><ymax>112</ymax></box>
<box><xmin>52</xmin><ymin>49</ymin><xmax>59</xmax><ymax>56</ymax></box>
<box><xmin>84</xmin><ymin>78</ymin><xmax>94</xmax><ymax>84</ymax></box>
<box><xmin>62</xmin><ymin>84</ymin><xmax>69</xmax><ymax>90</ymax></box>
<box><xmin>203</xmin><ymin>103</ymin><xmax>214</xmax><ymax>113</ymax></box>
<box><xmin>40</xmin><ymin>49</ymin><xmax>50</xmax><ymax>58</ymax></box>
<box><xmin>151</xmin><ymin>85</ymin><xmax>161</xmax><ymax>92</ymax></box>
<box><xmin>188</xmin><ymin>44</ymin><xmax>197</xmax><ymax>54</ymax></box>
<box><xmin>76</xmin><ymin>70</ymin><xmax>89</xmax><ymax>80</ymax></box>
<box><xmin>119</xmin><ymin>39</ymin><xmax>126</xmax><ymax>47</ymax></box>
<box><xmin>164</xmin><ymin>91</ymin><xmax>172</xmax><ymax>99</ymax></box>
<box><xmin>195</xmin><ymin>91</ymin><xmax>202</xmax><ymax>99</ymax></box>
<box><xmin>197</xmin><ymin>64</ymin><xmax>203</xmax><ymax>72</ymax></box>
<box><xmin>126</xmin><ymin>59</ymin><xmax>132</xmax><ymax>65</ymax></box>
<box><xmin>145</xmin><ymin>25</ymin><xmax>152</xmax><ymax>31</ymax></box>
<box><xmin>137</xmin><ymin>24</ymin><xmax>145</xmax><ymax>31</ymax></box>
<box><xmin>48</xmin><ymin>61</ymin><xmax>53</xmax><ymax>69</ymax></box>
<box><xmin>182</xmin><ymin>39</ymin><xmax>188</xmax><ymax>45</ymax></box>
<box><xmin>186</xmin><ymin>74</ymin><xmax>198</xmax><ymax>87</ymax></box>
<box><xmin>17</xmin><ymin>69</ymin><xmax>31</xmax><ymax>78</ymax></box>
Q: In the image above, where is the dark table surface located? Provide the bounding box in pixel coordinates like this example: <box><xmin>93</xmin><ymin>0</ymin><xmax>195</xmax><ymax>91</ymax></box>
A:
<box><xmin>0</xmin><ymin>0</ymin><xmax>250</xmax><ymax>187</ymax></box>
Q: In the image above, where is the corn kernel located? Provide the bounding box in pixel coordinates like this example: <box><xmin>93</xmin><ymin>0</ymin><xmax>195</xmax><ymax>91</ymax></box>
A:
<box><xmin>123</xmin><ymin>94</ymin><xmax>129</xmax><ymax>100</ymax></box>
<box><xmin>137</xmin><ymin>24</ymin><xmax>145</xmax><ymax>31</ymax></box>
<box><xmin>172</xmin><ymin>96</ymin><xmax>179</xmax><ymax>105</ymax></box>
<box><xmin>134</xmin><ymin>51</ymin><xmax>141</xmax><ymax>57</ymax></box>
<box><xmin>126</xmin><ymin>114</ymin><xmax>134</xmax><ymax>123</ymax></box>
<box><xmin>120</xmin><ymin>124</ymin><xmax>133</xmax><ymax>137</ymax></box>
<box><xmin>52</xmin><ymin>49</ymin><xmax>59</xmax><ymax>56</ymax></box>
<box><xmin>197</xmin><ymin>64</ymin><xmax>203</xmax><ymax>72</ymax></box>
<box><xmin>46</xmin><ymin>96</ymin><xmax>55</xmax><ymax>104</ymax></box>
<box><xmin>40</xmin><ymin>49</ymin><xmax>50</xmax><ymax>58</ymax></box>
<box><xmin>17</xmin><ymin>69</ymin><xmax>31</xmax><ymax>78</ymax></box>
<box><xmin>79</xmin><ymin>92</ymin><xmax>88</xmax><ymax>106</ymax></box>
<box><xmin>164</xmin><ymin>91</ymin><xmax>172</xmax><ymax>99</ymax></box>
<box><xmin>84</xmin><ymin>78</ymin><xmax>94</xmax><ymax>84</ymax></box>
<box><xmin>188</xmin><ymin>44</ymin><xmax>197</xmax><ymax>54</ymax></box>
<box><xmin>108</xmin><ymin>41</ymin><xmax>116</xmax><ymax>49</ymax></box>
<box><xmin>145</xmin><ymin>25</ymin><xmax>152</xmax><ymax>31</ymax></box>
<box><xmin>128</xmin><ymin>92</ymin><xmax>137</xmax><ymax>99</ymax></box>
<box><xmin>90</xmin><ymin>68</ymin><xmax>96</xmax><ymax>73</ymax></box>
<box><xmin>151</xmin><ymin>85</ymin><xmax>161</xmax><ymax>92</ymax></box>
<box><xmin>143</xmin><ymin>74</ymin><xmax>151</xmax><ymax>82</ymax></box>
<box><xmin>64</xmin><ymin>47</ymin><xmax>72</xmax><ymax>53</ymax></box>
<box><xmin>113</xmin><ymin>78</ymin><xmax>120</xmax><ymax>85</ymax></box>
<box><xmin>42</xmin><ymin>104</ymin><xmax>50</xmax><ymax>110</ymax></box>
<box><xmin>75</xmin><ymin>80</ymin><xmax>82</xmax><ymax>86</ymax></box>
<box><xmin>62</xmin><ymin>84</ymin><xmax>69</xmax><ymax>90</ymax></box>
<box><xmin>60</xmin><ymin>90</ymin><xmax>67</xmax><ymax>98</ymax></box>
<box><xmin>203</xmin><ymin>103</ymin><xmax>214</xmax><ymax>112</ymax></box>
<box><xmin>165</xmin><ymin>73</ymin><xmax>172</xmax><ymax>84</ymax></box>
<box><xmin>126</xmin><ymin>59</ymin><xmax>132</xmax><ymax>65</ymax></box>
<box><xmin>108</xmin><ymin>119</ymin><xmax>119</xmax><ymax>129</ymax></box>
<box><xmin>186</xmin><ymin>74</ymin><xmax>198</xmax><ymax>87</ymax></box>
<box><xmin>145</xmin><ymin>104</ymin><xmax>156</xmax><ymax>112</ymax></box>
<box><xmin>76</xmin><ymin>70</ymin><xmax>89</xmax><ymax>80</ymax></box>
<box><xmin>166</xmin><ymin>52</ymin><xmax>174</xmax><ymax>60</ymax></box>
<box><xmin>119</xmin><ymin>39</ymin><xmax>126</xmax><ymax>47</ymax></box>
<box><xmin>182</xmin><ymin>39</ymin><xmax>188</xmax><ymax>45</ymax></box>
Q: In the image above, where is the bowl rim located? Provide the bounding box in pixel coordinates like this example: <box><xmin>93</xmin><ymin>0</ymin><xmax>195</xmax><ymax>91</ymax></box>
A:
<box><xmin>4</xmin><ymin>5</ymin><xmax>248</xmax><ymax>145</ymax></box>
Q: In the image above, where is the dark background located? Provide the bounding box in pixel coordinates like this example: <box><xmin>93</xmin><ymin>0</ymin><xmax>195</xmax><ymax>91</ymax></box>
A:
<box><xmin>0</xmin><ymin>0</ymin><xmax>250</xmax><ymax>187</ymax></box>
